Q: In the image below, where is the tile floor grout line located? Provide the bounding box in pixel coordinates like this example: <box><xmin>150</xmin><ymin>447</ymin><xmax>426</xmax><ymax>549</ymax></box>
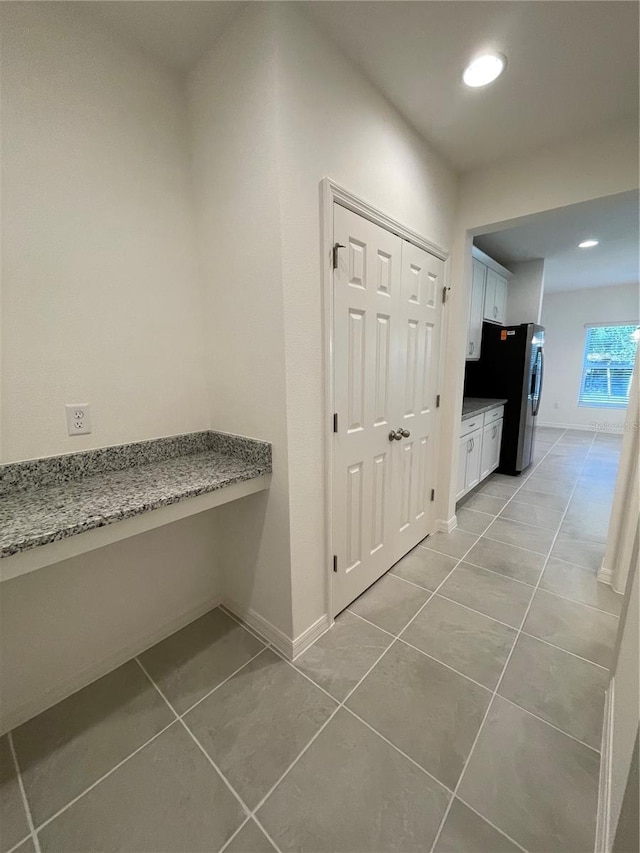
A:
<box><xmin>4</xmin><ymin>835</ymin><xmax>33</xmax><ymax>853</ymax></box>
<box><xmin>384</xmin><ymin>569</ymin><xmax>441</xmax><ymax>595</ymax></box>
<box><xmin>529</xmin><ymin>586</ymin><xmax>621</xmax><ymax>619</ymax></box>
<box><xmin>428</xmin><ymin>428</ymin><xmax>599</xmax><ymax>853</ymax></box>
<box><xmin>518</xmin><ymin>630</ymin><xmax>612</xmax><ymax>670</ymax></box>
<box><xmin>132</xmin><ymin>657</ymin><xmax>256</xmax><ymax>825</ymax></box>
<box><xmin>431</xmin><ymin>590</ymin><xmax>523</xmax><ymax>631</ymax></box>
<box><xmin>179</xmin><ymin>645</ymin><xmax>269</xmax><ymax>717</ymax></box>
<box><xmin>496</xmin><ymin>695</ymin><xmax>601</xmax><ymax>754</ymax></box>
<box><xmin>7</xmin><ymin>732</ymin><xmax>41</xmax><ymax>853</ymax></box>
<box><xmin>341</xmin><ymin>705</ymin><xmax>455</xmax><ymax>795</ymax></box>
<box><xmin>453</xmin><ymin>794</ymin><xmax>531</xmax><ymax>853</ymax></box>
<box><xmin>246</xmin><ymin>638</ymin><xmax>399</xmax><ymax>819</ymax></box>
<box><xmin>31</xmin><ymin>720</ymin><xmax>177</xmax><ymax>835</ymax></box>
<box><xmin>345</xmin><ymin>606</ymin><xmax>405</xmax><ymax>638</ymax></box>
<box><xmin>216</xmin><ymin>816</ymin><xmax>251</xmax><ymax>853</ymax></box>
<box><xmin>452</xmin><ymin>557</ymin><xmax>540</xmax><ymax>588</ymax></box>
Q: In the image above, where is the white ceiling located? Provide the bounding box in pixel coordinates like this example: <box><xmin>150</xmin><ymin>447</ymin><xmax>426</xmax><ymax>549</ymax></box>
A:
<box><xmin>474</xmin><ymin>191</ymin><xmax>640</xmax><ymax>293</ymax></box>
<box><xmin>299</xmin><ymin>1</ymin><xmax>639</xmax><ymax>172</ymax></box>
<box><xmin>83</xmin><ymin>1</ymin><xmax>638</xmax><ymax>172</ymax></box>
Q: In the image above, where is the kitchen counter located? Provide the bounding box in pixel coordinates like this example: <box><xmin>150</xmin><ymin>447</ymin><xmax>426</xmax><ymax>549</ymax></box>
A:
<box><xmin>0</xmin><ymin>431</ymin><xmax>271</xmax><ymax>563</ymax></box>
<box><xmin>461</xmin><ymin>397</ymin><xmax>507</xmax><ymax>420</ymax></box>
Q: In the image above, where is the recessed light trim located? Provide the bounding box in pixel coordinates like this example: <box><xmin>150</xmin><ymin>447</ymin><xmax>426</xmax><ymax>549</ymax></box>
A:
<box><xmin>463</xmin><ymin>53</ymin><xmax>506</xmax><ymax>88</ymax></box>
<box><xmin>578</xmin><ymin>240</ymin><xmax>599</xmax><ymax>248</ymax></box>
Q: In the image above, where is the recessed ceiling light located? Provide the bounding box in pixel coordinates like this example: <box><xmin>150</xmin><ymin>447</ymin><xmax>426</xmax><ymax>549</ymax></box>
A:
<box><xmin>578</xmin><ymin>239</ymin><xmax>599</xmax><ymax>248</ymax></box>
<box><xmin>463</xmin><ymin>53</ymin><xmax>506</xmax><ymax>88</ymax></box>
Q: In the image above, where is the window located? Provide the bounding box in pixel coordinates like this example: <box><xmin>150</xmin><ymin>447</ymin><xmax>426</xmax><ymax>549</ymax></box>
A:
<box><xmin>578</xmin><ymin>324</ymin><xmax>639</xmax><ymax>409</ymax></box>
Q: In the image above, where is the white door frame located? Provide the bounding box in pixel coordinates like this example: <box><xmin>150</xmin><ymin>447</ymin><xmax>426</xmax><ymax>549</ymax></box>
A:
<box><xmin>320</xmin><ymin>178</ymin><xmax>450</xmax><ymax>618</ymax></box>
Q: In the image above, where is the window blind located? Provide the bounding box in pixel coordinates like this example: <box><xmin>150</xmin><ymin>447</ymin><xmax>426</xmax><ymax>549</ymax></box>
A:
<box><xmin>578</xmin><ymin>324</ymin><xmax>639</xmax><ymax>409</ymax></box>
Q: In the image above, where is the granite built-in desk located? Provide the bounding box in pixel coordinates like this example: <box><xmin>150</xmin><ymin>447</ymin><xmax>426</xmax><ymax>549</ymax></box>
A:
<box><xmin>0</xmin><ymin>431</ymin><xmax>271</xmax><ymax>581</ymax></box>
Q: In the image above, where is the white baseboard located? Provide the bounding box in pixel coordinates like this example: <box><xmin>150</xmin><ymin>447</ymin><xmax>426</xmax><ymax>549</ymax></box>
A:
<box><xmin>222</xmin><ymin>599</ymin><xmax>331</xmax><ymax>660</ymax></box>
<box><xmin>596</xmin><ymin>678</ymin><xmax>615</xmax><ymax>853</ymax></box>
<box><xmin>598</xmin><ymin>564</ymin><xmax>614</xmax><ymax>585</ymax></box>
<box><xmin>291</xmin><ymin>614</ymin><xmax>332</xmax><ymax>660</ymax></box>
<box><xmin>436</xmin><ymin>516</ymin><xmax>457</xmax><ymax>533</ymax></box>
<box><xmin>0</xmin><ymin>594</ymin><xmax>222</xmax><ymax>735</ymax></box>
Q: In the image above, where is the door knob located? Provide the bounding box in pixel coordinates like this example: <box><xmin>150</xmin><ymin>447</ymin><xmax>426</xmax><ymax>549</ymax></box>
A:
<box><xmin>389</xmin><ymin>430</ymin><xmax>402</xmax><ymax>441</ymax></box>
<box><xmin>398</xmin><ymin>428</ymin><xmax>411</xmax><ymax>438</ymax></box>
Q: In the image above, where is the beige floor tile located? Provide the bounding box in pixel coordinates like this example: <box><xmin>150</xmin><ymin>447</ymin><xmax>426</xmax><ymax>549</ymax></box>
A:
<box><xmin>459</xmin><ymin>492</ymin><xmax>507</xmax><ymax>515</ymax></box>
<box><xmin>11</xmin><ymin>661</ymin><xmax>174</xmax><ymax>826</ymax></box>
<box><xmin>349</xmin><ymin>573</ymin><xmax>431</xmax><ymax>635</ymax></box>
<box><xmin>423</xmin><ymin>528</ymin><xmax>478</xmax><ymax>559</ymax></box>
<box><xmin>138</xmin><ymin>608</ymin><xmax>265</xmax><ymax>714</ymax></box>
<box><xmin>541</xmin><ymin>558</ymin><xmax>623</xmax><ymax>615</ymax></box>
<box><xmin>402</xmin><ymin>596</ymin><xmax>516</xmax><ymax>689</ymax></box>
<box><xmin>38</xmin><ymin>724</ymin><xmax>245</xmax><ymax>853</ymax></box>
<box><xmin>225</xmin><ymin>820</ymin><xmax>276</xmax><ymax>853</ymax></box>
<box><xmin>184</xmin><ymin>649</ymin><xmax>336</xmax><ymax>808</ymax></box>
<box><xmin>514</xmin><ymin>487</ymin><xmax>568</xmax><ymax>512</ymax></box>
<box><xmin>524</xmin><ymin>590</ymin><xmax>618</xmax><ymax>668</ymax></box>
<box><xmin>499</xmin><ymin>500</ymin><xmax>563</xmax><ymax>531</ymax></box>
<box><xmin>391</xmin><ymin>546</ymin><xmax>457</xmax><ymax>590</ymax></box>
<box><xmin>434</xmin><ymin>799</ymin><xmax>521</xmax><ymax>853</ymax></box>
<box><xmin>465</xmin><ymin>537</ymin><xmax>545</xmax><ymax>585</ymax></box>
<box><xmin>258</xmin><ymin>709</ymin><xmax>450</xmax><ymax>853</ymax></box>
<box><xmin>455</xmin><ymin>508</ymin><xmax>494</xmax><ymax>535</ymax></box>
<box><xmin>551</xmin><ymin>535</ymin><xmax>606</xmax><ymax>571</ymax></box>
<box><xmin>499</xmin><ymin>634</ymin><xmax>608</xmax><ymax>748</ymax></box>
<box><xmin>0</xmin><ymin>736</ymin><xmax>30</xmax><ymax>853</ymax></box>
<box><xmin>347</xmin><ymin>642</ymin><xmax>490</xmax><ymax>788</ymax></box>
<box><xmin>294</xmin><ymin>610</ymin><xmax>392</xmax><ymax>701</ymax></box>
<box><xmin>484</xmin><ymin>516</ymin><xmax>555</xmax><ymax>555</ymax></box>
<box><xmin>458</xmin><ymin>697</ymin><xmax>600</xmax><ymax>853</ymax></box>
<box><xmin>439</xmin><ymin>562</ymin><xmax>534</xmax><ymax>628</ymax></box>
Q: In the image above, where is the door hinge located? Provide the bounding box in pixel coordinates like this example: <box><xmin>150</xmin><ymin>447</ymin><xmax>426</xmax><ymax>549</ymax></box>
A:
<box><xmin>333</xmin><ymin>242</ymin><xmax>345</xmax><ymax>270</ymax></box>
<box><xmin>436</xmin><ymin>394</ymin><xmax>441</xmax><ymax>408</ymax></box>
<box><xmin>333</xmin><ymin>412</ymin><xmax>338</xmax><ymax>433</ymax></box>
<box><xmin>333</xmin><ymin>555</ymin><xmax>338</xmax><ymax>573</ymax></box>
<box><xmin>430</xmin><ymin>489</ymin><xmax>435</xmax><ymax>502</ymax></box>
<box><xmin>442</xmin><ymin>286</ymin><xmax>450</xmax><ymax>304</ymax></box>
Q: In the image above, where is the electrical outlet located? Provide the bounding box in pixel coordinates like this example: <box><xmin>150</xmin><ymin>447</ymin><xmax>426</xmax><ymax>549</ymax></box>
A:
<box><xmin>65</xmin><ymin>403</ymin><xmax>91</xmax><ymax>436</ymax></box>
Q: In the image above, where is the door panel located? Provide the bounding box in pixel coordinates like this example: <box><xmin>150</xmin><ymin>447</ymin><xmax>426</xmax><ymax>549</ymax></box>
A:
<box><xmin>465</xmin><ymin>430</ymin><xmax>482</xmax><ymax>491</ymax></box>
<box><xmin>392</xmin><ymin>241</ymin><xmax>443</xmax><ymax>561</ymax></box>
<box><xmin>332</xmin><ymin>205</ymin><xmax>403</xmax><ymax>614</ymax></box>
<box><xmin>332</xmin><ymin>206</ymin><xmax>443</xmax><ymax>614</ymax></box>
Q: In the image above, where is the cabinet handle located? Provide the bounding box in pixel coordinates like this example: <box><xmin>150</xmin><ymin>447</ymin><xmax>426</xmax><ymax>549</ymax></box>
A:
<box><xmin>467</xmin><ymin>439</ymin><xmax>472</xmax><ymax>453</ymax></box>
<box><xmin>492</xmin><ymin>425</ymin><xmax>497</xmax><ymax>439</ymax></box>
<box><xmin>469</xmin><ymin>341</ymin><xmax>474</xmax><ymax>355</ymax></box>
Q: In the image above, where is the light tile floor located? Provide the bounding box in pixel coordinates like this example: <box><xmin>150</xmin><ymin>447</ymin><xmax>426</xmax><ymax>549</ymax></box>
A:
<box><xmin>1</xmin><ymin>428</ymin><xmax>624</xmax><ymax>853</ymax></box>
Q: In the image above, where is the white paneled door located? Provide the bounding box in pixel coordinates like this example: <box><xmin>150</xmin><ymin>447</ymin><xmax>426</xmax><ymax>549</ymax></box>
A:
<box><xmin>332</xmin><ymin>204</ymin><xmax>443</xmax><ymax>614</ymax></box>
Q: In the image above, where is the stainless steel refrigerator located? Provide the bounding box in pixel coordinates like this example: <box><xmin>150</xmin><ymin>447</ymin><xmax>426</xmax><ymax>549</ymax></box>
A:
<box><xmin>464</xmin><ymin>322</ymin><xmax>545</xmax><ymax>475</ymax></box>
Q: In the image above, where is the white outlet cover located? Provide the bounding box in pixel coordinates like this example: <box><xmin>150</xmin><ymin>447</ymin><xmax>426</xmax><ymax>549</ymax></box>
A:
<box><xmin>65</xmin><ymin>403</ymin><xmax>92</xmax><ymax>436</ymax></box>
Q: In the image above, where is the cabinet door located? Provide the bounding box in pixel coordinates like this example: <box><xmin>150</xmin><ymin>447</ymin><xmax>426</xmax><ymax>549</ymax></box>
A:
<box><xmin>480</xmin><ymin>418</ymin><xmax>503</xmax><ymax>480</ymax></box>
<box><xmin>465</xmin><ymin>429</ymin><xmax>483</xmax><ymax>491</ymax></box>
<box><xmin>457</xmin><ymin>436</ymin><xmax>469</xmax><ymax>500</ymax></box>
<box><xmin>467</xmin><ymin>260</ymin><xmax>486</xmax><ymax>360</ymax></box>
<box><xmin>483</xmin><ymin>269</ymin><xmax>498</xmax><ymax>321</ymax></box>
<box><xmin>494</xmin><ymin>276</ymin><xmax>507</xmax><ymax>324</ymax></box>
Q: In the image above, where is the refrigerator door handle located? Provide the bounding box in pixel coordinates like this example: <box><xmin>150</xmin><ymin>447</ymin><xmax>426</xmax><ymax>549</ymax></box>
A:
<box><xmin>532</xmin><ymin>349</ymin><xmax>544</xmax><ymax>416</ymax></box>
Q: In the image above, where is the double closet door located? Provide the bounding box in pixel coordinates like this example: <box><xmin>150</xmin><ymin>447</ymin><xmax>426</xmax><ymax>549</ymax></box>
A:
<box><xmin>332</xmin><ymin>204</ymin><xmax>444</xmax><ymax>615</ymax></box>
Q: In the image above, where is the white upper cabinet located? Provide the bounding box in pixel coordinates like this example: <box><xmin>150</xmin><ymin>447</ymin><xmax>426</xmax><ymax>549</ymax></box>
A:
<box><xmin>483</xmin><ymin>269</ymin><xmax>507</xmax><ymax>324</ymax></box>
<box><xmin>467</xmin><ymin>259</ymin><xmax>486</xmax><ymax>360</ymax></box>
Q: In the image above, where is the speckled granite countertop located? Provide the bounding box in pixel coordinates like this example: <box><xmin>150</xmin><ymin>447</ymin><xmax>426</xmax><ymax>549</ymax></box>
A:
<box><xmin>461</xmin><ymin>397</ymin><xmax>508</xmax><ymax>420</ymax></box>
<box><xmin>0</xmin><ymin>431</ymin><xmax>271</xmax><ymax>559</ymax></box>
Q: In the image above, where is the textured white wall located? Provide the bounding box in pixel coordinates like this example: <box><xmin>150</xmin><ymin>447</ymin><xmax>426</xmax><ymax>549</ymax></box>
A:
<box><xmin>0</xmin><ymin>513</ymin><xmax>221</xmax><ymax>733</ymax></box>
<box><xmin>0</xmin><ymin>3</ymin><xmax>209</xmax><ymax>462</ymax></box>
<box><xmin>273</xmin><ymin>4</ymin><xmax>457</xmax><ymax>635</ymax></box>
<box><xmin>506</xmin><ymin>260</ymin><xmax>545</xmax><ymax>326</ymax></box>
<box><xmin>538</xmin><ymin>284</ymin><xmax>639</xmax><ymax>431</ymax></box>
<box><xmin>441</xmin><ymin>124</ymin><xmax>640</xmax><ymax>520</ymax></box>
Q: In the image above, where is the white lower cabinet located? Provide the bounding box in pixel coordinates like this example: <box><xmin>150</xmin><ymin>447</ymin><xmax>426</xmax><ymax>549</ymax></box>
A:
<box><xmin>480</xmin><ymin>418</ymin><xmax>503</xmax><ymax>480</ymax></box>
<box><xmin>457</xmin><ymin>406</ymin><xmax>504</xmax><ymax>501</ymax></box>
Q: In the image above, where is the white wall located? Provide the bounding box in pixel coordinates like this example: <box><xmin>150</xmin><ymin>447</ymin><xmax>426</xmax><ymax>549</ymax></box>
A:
<box><xmin>506</xmin><ymin>259</ymin><xmax>545</xmax><ymax>325</ymax></box>
<box><xmin>273</xmin><ymin>4</ymin><xmax>457</xmax><ymax>636</ymax></box>
<box><xmin>0</xmin><ymin>512</ymin><xmax>221</xmax><ymax>734</ymax></box>
<box><xmin>0</xmin><ymin>3</ymin><xmax>209</xmax><ymax>463</ymax></box>
<box><xmin>441</xmin><ymin>123</ymin><xmax>640</xmax><ymax>519</ymax></box>
<box><xmin>538</xmin><ymin>284</ymin><xmax>639</xmax><ymax>431</ymax></box>
<box><xmin>187</xmin><ymin>5</ymin><xmax>294</xmax><ymax>637</ymax></box>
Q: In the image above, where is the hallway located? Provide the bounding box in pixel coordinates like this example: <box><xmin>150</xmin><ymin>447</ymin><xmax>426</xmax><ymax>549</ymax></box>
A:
<box><xmin>1</xmin><ymin>428</ymin><xmax>623</xmax><ymax>853</ymax></box>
